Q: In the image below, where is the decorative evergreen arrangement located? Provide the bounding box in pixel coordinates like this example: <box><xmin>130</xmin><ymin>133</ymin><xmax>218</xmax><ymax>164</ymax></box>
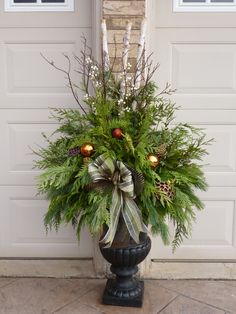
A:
<box><xmin>35</xmin><ymin>20</ymin><xmax>211</xmax><ymax>251</ymax></box>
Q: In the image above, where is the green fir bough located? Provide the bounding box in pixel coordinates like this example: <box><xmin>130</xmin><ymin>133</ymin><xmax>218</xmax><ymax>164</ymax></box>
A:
<box><xmin>35</xmin><ymin>36</ymin><xmax>211</xmax><ymax>251</ymax></box>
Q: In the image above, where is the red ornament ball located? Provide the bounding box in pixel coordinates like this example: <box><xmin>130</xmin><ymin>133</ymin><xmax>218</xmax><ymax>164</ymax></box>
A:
<box><xmin>112</xmin><ymin>128</ymin><xmax>123</xmax><ymax>139</ymax></box>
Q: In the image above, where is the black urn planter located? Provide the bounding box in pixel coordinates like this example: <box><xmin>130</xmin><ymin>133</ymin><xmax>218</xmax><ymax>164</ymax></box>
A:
<box><xmin>99</xmin><ymin>233</ymin><xmax>151</xmax><ymax>308</ymax></box>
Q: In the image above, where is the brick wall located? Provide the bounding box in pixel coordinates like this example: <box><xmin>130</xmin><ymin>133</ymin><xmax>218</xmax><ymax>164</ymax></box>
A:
<box><xmin>102</xmin><ymin>1</ymin><xmax>146</xmax><ymax>70</ymax></box>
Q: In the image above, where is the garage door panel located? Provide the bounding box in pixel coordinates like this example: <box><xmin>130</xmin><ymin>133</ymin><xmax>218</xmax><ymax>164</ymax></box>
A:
<box><xmin>151</xmin><ymin>28</ymin><xmax>236</xmax><ymax>110</ymax></box>
<box><xmin>7</xmin><ymin>122</ymin><xmax>59</xmax><ymax>174</ymax></box>
<box><xmin>0</xmin><ymin>186</ymin><xmax>93</xmax><ymax>258</ymax></box>
<box><xmin>0</xmin><ymin>109</ymin><xmax>58</xmax><ymax>185</ymax></box>
<box><xmin>172</xmin><ymin>43</ymin><xmax>236</xmax><ymax>94</ymax></box>
<box><xmin>174</xmin><ymin>113</ymin><xmax>236</xmax><ymax>186</ymax></box>
<box><xmin>203</xmin><ymin>126</ymin><xmax>236</xmax><ymax>173</ymax></box>
<box><xmin>183</xmin><ymin>200</ymin><xmax>234</xmax><ymax>247</ymax></box>
<box><xmin>0</xmin><ymin>27</ymin><xmax>90</xmax><ymax>109</ymax></box>
<box><xmin>150</xmin><ymin>187</ymin><xmax>236</xmax><ymax>260</ymax></box>
<box><xmin>6</xmin><ymin>42</ymin><xmax>76</xmax><ymax>94</ymax></box>
<box><xmin>172</xmin><ymin>94</ymin><xmax>236</xmax><ymax>110</ymax></box>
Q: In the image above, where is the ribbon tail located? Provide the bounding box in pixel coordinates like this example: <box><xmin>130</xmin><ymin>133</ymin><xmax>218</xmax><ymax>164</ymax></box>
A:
<box><xmin>122</xmin><ymin>197</ymin><xmax>148</xmax><ymax>244</ymax></box>
<box><xmin>100</xmin><ymin>187</ymin><xmax>123</xmax><ymax>247</ymax></box>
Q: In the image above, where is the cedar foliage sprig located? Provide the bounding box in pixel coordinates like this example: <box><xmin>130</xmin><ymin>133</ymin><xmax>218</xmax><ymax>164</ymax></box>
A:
<box><xmin>34</xmin><ymin>34</ymin><xmax>211</xmax><ymax>251</ymax></box>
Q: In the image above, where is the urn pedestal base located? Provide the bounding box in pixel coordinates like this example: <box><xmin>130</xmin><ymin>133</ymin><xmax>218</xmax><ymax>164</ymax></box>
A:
<box><xmin>102</xmin><ymin>279</ymin><xmax>144</xmax><ymax>308</ymax></box>
<box><xmin>99</xmin><ymin>234</ymin><xmax>151</xmax><ymax>308</ymax></box>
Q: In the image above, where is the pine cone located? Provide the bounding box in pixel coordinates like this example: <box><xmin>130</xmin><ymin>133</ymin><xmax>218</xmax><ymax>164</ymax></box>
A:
<box><xmin>157</xmin><ymin>181</ymin><xmax>174</xmax><ymax>199</ymax></box>
<box><xmin>156</xmin><ymin>144</ymin><xmax>167</xmax><ymax>157</ymax></box>
<box><xmin>68</xmin><ymin>146</ymin><xmax>80</xmax><ymax>157</ymax></box>
<box><xmin>127</xmin><ymin>166</ymin><xmax>145</xmax><ymax>196</ymax></box>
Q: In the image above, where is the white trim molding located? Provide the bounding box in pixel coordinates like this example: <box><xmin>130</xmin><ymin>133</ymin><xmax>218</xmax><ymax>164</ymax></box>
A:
<box><xmin>173</xmin><ymin>0</ymin><xmax>236</xmax><ymax>12</ymax></box>
<box><xmin>4</xmin><ymin>0</ymin><xmax>74</xmax><ymax>12</ymax></box>
<box><xmin>90</xmin><ymin>0</ymin><xmax>105</xmax><ymax>277</ymax></box>
<box><xmin>0</xmin><ymin>259</ymin><xmax>96</xmax><ymax>278</ymax></box>
<box><xmin>148</xmin><ymin>260</ymin><xmax>236</xmax><ymax>279</ymax></box>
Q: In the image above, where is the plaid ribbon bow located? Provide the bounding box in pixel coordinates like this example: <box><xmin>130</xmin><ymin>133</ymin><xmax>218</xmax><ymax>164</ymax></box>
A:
<box><xmin>88</xmin><ymin>154</ymin><xmax>147</xmax><ymax>247</ymax></box>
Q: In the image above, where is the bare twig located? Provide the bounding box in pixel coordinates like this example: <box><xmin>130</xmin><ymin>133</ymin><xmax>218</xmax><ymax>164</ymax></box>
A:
<box><xmin>40</xmin><ymin>53</ymin><xmax>87</xmax><ymax>116</ymax></box>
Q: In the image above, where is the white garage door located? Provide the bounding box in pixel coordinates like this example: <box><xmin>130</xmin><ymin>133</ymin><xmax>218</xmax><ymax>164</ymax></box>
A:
<box><xmin>148</xmin><ymin>0</ymin><xmax>236</xmax><ymax>260</ymax></box>
<box><xmin>0</xmin><ymin>0</ymin><xmax>94</xmax><ymax>257</ymax></box>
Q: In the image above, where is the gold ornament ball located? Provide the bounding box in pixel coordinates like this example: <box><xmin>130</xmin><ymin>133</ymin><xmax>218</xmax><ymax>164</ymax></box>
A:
<box><xmin>148</xmin><ymin>154</ymin><xmax>159</xmax><ymax>168</ymax></box>
<box><xmin>80</xmin><ymin>143</ymin><xmax>94</xmax><ymax>157</ymax></box>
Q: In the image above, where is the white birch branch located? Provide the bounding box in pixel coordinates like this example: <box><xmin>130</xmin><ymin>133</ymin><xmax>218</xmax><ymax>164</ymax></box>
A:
<box><xmin>135</xmin><ymin>18</ymin><xmax>147</xmax><ymax>89</ymax></box>
<box><xmin>120</xmin><ymin>21</ymin><xmax>132</xmax><ymax>98</ymax></box>
<box><xmin>122</xmin><ymin>21</ymin><xmax>132</xmax><ymax>71</ymax></box>
<box><xmin>101</xmin><ymin>19</ymin><xmax>110</xmax><ymax>71</ymax></box>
